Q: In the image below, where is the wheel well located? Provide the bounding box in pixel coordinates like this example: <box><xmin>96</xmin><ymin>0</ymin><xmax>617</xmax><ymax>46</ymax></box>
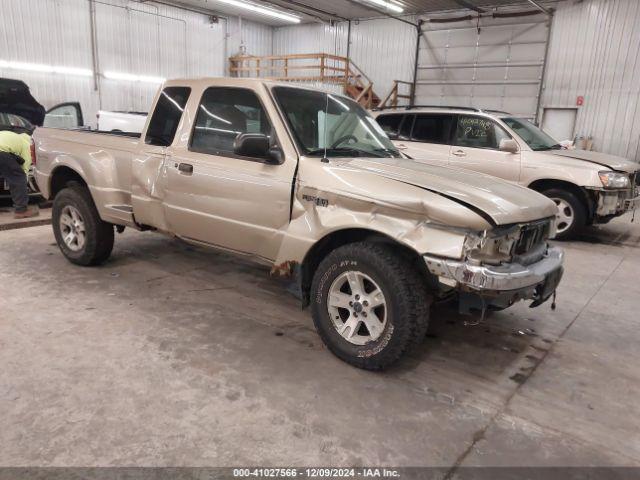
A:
<box><xmin>50</xmin><ymin>167</ymin><xmax>87</xmax><ymax>198</ymax></box>
<box><xmin>528</xmin><ymin>179</ymin><xmax>594</xmax><ymax>219</ymax></box>
<box><xmin>299</xmin><ymin>228</ymin><xmax>434</xmax><ymax>307</ymax></box>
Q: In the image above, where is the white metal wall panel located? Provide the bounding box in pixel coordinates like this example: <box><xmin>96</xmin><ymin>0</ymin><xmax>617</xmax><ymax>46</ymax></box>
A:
<box><xmin>416</xmin><ymin>14</ymin><xmax>549</xmax><ymax>118</ymax></box>
<box><xmin>0</xmin><ymin>0</ymin><xmax>98</xmax><ymax>121</ymax></box>
<box><xmin>349</xmin><ymin>17</ymin><xmax>417</xmax><ymax>103</ymax></box>
<box><xmin>542</xmin><ymin>0</ymin><xmax>640</xmax><ymax>161</ymax></box>
<box><xmin>96</xmin><ymin>0</ymin><xmax>225</xmax><ymax>115</ymax></box>
<box><xmin>273</xmin><ymin>23</ymin><xmax>347</xmax><ymax>57</ymax></box>
<box><xmin>1</xmin><ymin>0</ymin><xmax>226</xmax><ymax>127</ymax></box>
<box><xmin>272</xmin><ymin>19</ymin><xmax>415</xmax><ymax>101</ymax></box>
<box><xmin>227</xmin><ymin>17</ymin><xmax>273</xmax><ymax>59</ymax></box>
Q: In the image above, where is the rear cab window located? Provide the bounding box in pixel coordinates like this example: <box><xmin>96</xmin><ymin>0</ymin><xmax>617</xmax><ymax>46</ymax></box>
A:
<box><xmin>145</xmin><ymin>87</ymin><xmax>191</xmax><ymax>146</ymax></box>
<box><xmin>453</xmin><ymin>115</ymin><xmax>511</xmax><ymax>150</ymax></box>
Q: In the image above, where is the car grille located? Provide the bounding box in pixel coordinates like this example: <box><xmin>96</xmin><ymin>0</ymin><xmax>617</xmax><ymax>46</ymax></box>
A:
<box><xmin>514</xmin><ymin>220</ymin><xmax>550</xmax><ymax>256</ymax></box>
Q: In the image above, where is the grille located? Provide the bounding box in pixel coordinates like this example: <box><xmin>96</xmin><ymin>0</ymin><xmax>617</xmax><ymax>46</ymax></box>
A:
<box><xmin>514</xmin><ymin>220</ymin><xmax>550</xmax><ymax>256</ymax></box>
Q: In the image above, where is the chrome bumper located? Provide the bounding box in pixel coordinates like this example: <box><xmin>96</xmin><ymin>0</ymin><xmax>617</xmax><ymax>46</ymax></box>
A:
<box><xmin>424</xmin><ymin>246</ymin><xmax>564</xmax><ymax>293</ymax></box>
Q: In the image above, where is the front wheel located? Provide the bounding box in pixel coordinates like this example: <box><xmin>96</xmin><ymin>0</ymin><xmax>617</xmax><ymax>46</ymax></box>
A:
<box><xmin>311</xmin><ymin>242</ymin><xmax>431</xmax><ymax>370</ymax></box>
<box><xmin>543</xmin><ymin>188</ymin><xmax>587</xmax><ymax>240</ymax></box>
<box><xmin>52</xmin><ymin>186</ymin><xmax>114</xmax><ymax>266</ymax></box>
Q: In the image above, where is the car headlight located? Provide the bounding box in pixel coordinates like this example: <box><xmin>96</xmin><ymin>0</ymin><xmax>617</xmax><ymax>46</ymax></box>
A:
<box><xmin>463</xmin><ymin>227</ymin><xmax>520</xmax><ymax>266</ymax></box>
<box><xmin>599</xmin><ymin>171</ymin><xmax>630</xmax><ymax>189</ymax></box>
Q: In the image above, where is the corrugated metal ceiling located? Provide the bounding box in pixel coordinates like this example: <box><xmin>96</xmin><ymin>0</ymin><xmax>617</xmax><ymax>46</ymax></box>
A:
<box><xmin>154</xmin><ymin>1</ymin><xmax>554</xmax><ymax>25</ymax></box>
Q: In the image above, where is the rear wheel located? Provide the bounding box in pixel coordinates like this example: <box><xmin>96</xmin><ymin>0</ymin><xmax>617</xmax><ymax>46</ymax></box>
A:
<box><xmin>52</xmin><ymin>186</ymin><xmax>114</xmax><ymax>265</ymax></box>
<box><xmin>311</xmin><ymin>242</ymin><xmax>431</xmax><ymax>370</ymax></box>
<box><xmin>543</xmin><ymin>188</ymin><xmax>587</xmax><ymax>240</ymax></box>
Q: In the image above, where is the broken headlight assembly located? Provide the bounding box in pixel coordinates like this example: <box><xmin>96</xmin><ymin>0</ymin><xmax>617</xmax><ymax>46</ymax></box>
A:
<box><xmin>463</xmin><ymin>220</ymin><xmax>552</xmax><ymax>266</ymax></box>
<box><xmin>463</xmin><ymin>226</ymin><xmax>520</xmax><ymax>266</ymax></box>
<box><xmin>599</xmin><ymin>171</ymin><xmax>630</xmax><ymax>189</ymax></box>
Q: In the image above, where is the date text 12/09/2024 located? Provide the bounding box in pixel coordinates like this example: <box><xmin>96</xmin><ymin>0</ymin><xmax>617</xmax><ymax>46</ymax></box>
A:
<box><xmin>233</xmin><ymin>468</ymin><xmax>401</xmax><ymax>478</ymax></box>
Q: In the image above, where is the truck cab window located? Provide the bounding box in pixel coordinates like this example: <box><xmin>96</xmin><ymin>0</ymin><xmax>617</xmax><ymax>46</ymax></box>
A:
<box><xmin>376</xmin><ymin>114</ymin><xmax>404</xmax><ymax>139</ymax></box>
<box><xmin>398</xmin><ymin>114</ymin><xmax>414</xmax><ymax>140</ymax></box>
<box><xmin>453</xmin><ymin>115</ymin><xmax>510</xmax><ymax>150</ymax></box>
<box><xmin>190</xmin><ymin>87</ymin><xmax>273</xmax><ymax>157</ymax></box>
<box><xmin>145</xmin><ymin>87</ymin><xmax>191</xmax><ymax>146</ymax></box>
<box><xmin>412</xmin><ymin>114</ymin><xmax>454</xmax><ymax>144</ymax></box>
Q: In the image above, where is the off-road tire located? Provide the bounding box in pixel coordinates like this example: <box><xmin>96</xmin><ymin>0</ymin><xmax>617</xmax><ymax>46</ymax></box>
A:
<box><xmin>52</xmin><ymin>186</ymin><xmax>114</xmax><ymax>266</ymax></box>
<box><xmin>311</xmin><ymin>242</ymin><xmax>431</xmax><ymax>370</ymax></box>
<box><xmin>543</xmin><ymin>188</ymin><xmax>587</xmax><ymax>240</ymax></box>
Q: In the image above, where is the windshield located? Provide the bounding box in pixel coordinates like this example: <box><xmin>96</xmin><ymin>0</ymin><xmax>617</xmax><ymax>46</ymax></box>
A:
<box><xmin>272</xmin><ymin>86</ymin><xmax>400</xmax><ymax>158</ymax></box>
<box><xmin>502</xmin><ymin>117</ymin><xmax>562</xmax><ymax>151</ymax></box>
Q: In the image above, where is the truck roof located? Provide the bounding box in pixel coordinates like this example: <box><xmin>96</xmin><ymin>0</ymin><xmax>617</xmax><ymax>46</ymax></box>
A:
<box><xmin>162</xmin><ymin>77</ymin><xmax>353</xmax><ymax>100</ymax></box>
<box><xmin>370</xmin><ymin>106</ymin><xmax>519</xmax><ymax>119</ymax></box>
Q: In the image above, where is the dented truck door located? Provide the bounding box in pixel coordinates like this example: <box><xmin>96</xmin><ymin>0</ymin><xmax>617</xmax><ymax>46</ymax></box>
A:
<box><xmin>131</xmin><ymin>86</ymin><xmax>192</xmax><ymax>229</ymax></box>
<box><xmin>162</xmin><ymin>85</ymin><xmax>297</xmax><ymax>261</ymax></box>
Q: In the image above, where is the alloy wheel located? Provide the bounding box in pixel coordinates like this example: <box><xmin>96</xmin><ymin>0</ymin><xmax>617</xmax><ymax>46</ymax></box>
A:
<box><xmin>327</xmin><ymin>270</ymin><xmax>387</xmax><ymax>345</ymax></box>
<box><xmin>552</xmin><ymin>198</ymin><xmax>575</xmax><ymax>235</ymax></box>
<box><xmin>59</xmin><ymin>205</ymin><xmax>86</xmax><ymax>252</ymax></box>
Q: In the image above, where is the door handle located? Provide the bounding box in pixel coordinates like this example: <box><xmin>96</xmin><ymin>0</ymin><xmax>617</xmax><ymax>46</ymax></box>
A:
<box><xmin>178</xmin><ymin>163</ymin><xmax>193</xmax><ymax>175</ymax></box>
<box><xmin>452</xmin><ymin>150</ymin><xmax>466</xmax><ymax>157</ymax></box>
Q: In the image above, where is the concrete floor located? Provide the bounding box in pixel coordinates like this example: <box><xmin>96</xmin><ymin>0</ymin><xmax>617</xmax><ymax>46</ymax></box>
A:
<box><xmin>0</xmin><ymin>202</ymin><xmax>51</xmax><ymax>231</ymax></box>
<box><xmin>1</xmin><ymin>215</ymin><xmax>639</xmax><ymax>468</ymax></box>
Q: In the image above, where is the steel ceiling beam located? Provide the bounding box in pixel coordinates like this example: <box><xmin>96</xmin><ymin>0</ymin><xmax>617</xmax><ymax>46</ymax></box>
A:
<box><xmin>342</xmin><ymin>0</ymin><xmax>418</xmax><ymax>27</ymax></box>
<box><xmin>264</xmin><ymin>0</ymin><xmax>350</xmax><ymax>22</ymax></box>
<box><xmin>453</xmin><ymin>0</ymin><xmax>485</xmax><ymax>13</ymax></box>
<box><xmin>527</xmin><ymin>0</ymin><xmax>552</xmax><ymax>15</ymax></box>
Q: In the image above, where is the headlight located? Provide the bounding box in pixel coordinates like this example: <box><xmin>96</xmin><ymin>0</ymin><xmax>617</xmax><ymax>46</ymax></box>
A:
<box><xmin>463</xmin><ymin>227</ymin><xmax>519</xmax><ymax>265</ymax></box>
<box><xmin>599</xmin><ymin>171</ymin><xmax>630</xmax><ymax>189</ymax></box>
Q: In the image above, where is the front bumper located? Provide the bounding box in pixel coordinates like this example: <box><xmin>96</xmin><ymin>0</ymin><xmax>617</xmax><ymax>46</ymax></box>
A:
<box><xmin>593</xmin><ymin>187</ymin><xmax>639</xmax><ymax>219</ymax></box>
<box><xmin>424</xmin><ymin>246</ymin><xmax>564</xmax><ymax>311</ymax></box>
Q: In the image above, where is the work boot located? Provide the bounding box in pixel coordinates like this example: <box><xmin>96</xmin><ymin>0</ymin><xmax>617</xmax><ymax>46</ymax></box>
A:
<box><xmin>14</xmin><ymin>207</ymin><xmax>40</xmax><ymax>219</ymax></box>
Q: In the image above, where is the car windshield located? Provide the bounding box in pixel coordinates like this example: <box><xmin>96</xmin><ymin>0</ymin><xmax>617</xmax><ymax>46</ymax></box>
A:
<box><xmin>502</xmin><ymin>117</ymin><xmax>562</xmax><ymax>151</ymax></box>
<box><xmin>272</xmin><ymin>86</ymin><xmax>400</xmax><ymax>158</ymax></box>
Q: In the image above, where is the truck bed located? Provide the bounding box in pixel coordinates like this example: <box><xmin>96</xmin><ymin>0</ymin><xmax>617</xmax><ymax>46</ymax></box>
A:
<box><xmin>33</xmin><ymin>127</ymin><xmax>141</xmax><ymax>226</ymax></box>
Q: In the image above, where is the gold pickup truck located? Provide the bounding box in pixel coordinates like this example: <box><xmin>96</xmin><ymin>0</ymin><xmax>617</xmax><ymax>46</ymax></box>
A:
<box><xmin>33</xmin><ymin>78</ymin><xmax>564</xmax><ymax>370</ymax></box>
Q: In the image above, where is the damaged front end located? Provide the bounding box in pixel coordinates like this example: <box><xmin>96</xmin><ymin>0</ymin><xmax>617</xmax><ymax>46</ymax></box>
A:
<box><xmin>424</xmin><ymin>218</ymin><xmax>564</xmax><ymax>314</ymax></box>
<box><xmin>588</xmin><ymin>171</ymin><xmax>640</xmax><ymax>222</ymax></box>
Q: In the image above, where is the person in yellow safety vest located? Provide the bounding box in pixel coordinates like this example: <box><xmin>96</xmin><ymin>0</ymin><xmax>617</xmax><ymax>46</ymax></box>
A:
<box><xmin>0</xmin><ymin>128</ymin><xmax>39</xmax><ymax>219</ymax></box>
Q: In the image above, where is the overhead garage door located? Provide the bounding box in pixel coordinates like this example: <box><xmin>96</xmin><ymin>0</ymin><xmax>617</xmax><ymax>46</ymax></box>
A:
<box><xmin>414</xmin><ymin>14</ymin><xmax>550</xmax><ymax>120</ymax></box>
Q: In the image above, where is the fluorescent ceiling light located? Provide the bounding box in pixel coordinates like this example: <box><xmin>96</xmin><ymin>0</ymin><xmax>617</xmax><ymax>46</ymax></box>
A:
<box><xmin>104</xmin><ymin>71</ymin><xmax>165</xmax><ymax>84</ymax></box>
<box><xmin>0</xmin><ymin>59</ymin><xmax>92</xmax><ymax>76</ymax></box>
<box><xmin>362</xmin><ymin>0</ymin><xmax>404</xmax><ymax>13</ymax></box>
<box><xmin>211</xmin><ymin>0</ymin><xmax>301</xmax><ymax>23</ymax></box>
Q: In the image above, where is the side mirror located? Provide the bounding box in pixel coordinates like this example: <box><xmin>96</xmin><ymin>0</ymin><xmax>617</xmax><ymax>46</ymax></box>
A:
<box><xmin>499</xmin><ymin>138</ymin><xmax>519</xmax><ymax>153</ymax></box>
<box><xmin>234</xmin><ymin>133</ymin><xmax>269</xmax><ymax>157</ymax></box>
<box><xmin>233</xmin><ymin>133</ymin><xmax>283</xmax><ymax>164</ymax></box>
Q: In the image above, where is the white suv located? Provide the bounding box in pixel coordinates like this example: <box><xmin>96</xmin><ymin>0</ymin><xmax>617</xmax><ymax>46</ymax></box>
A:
<box><xmin>372</xmin><ymin>107</ymin><xmax>640</xmax><ymax>239</ymax></box>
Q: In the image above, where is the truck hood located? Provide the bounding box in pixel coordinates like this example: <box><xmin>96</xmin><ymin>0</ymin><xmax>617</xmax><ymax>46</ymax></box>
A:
<box><xmin>342</xmin><ymin>157</ymin><xmax>557</xmax><ymax>226</ymax></box>
<box><xmin>550</xmin><ymin>149</ymin><xmax>639</xmax><ymax>173</ymax></box>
